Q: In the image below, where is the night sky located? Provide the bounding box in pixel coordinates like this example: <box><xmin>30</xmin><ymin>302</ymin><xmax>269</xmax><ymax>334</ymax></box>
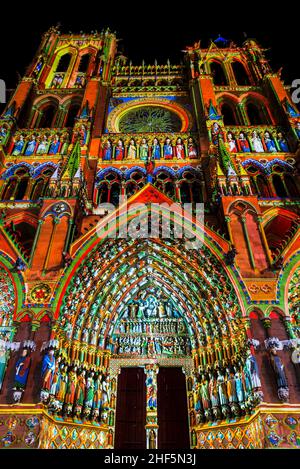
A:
<box><xmin>0</xmin><ymin>2</ymin><xmax>298</xmax><ymax>90</ymax></box>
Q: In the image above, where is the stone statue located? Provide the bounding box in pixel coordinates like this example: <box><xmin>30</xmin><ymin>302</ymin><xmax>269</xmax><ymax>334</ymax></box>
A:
<box><xmin>149</xmin><ymin>429</ymin><xmax>156</xmax><ymax>449</ymax></box>
<box><xmin>41</xmin><ymin>349</ymin><xmax>56</xmax><ymax>391</ymax></box>
<box><xmin>270</xmin><ymin>348</ymin><xmax>289</xmax><ymax>401</ymax></box>
<box><xmin>246</xmin><ymin>353</ymin><xmax>262</xmax><ymax>389</ymax></box>
<box><xmin>13</xmin><ymin>349</ymin><xmax>31</xmax><ymax>391</ymax></box>
<box><xmin>226</xmin><ymin>369</ymin><xmax>238</xmax><ymax>403</ymax></box>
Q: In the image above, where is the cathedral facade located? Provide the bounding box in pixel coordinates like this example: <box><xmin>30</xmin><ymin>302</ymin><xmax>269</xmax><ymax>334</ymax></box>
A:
<box><xmin>0</xmin><ymin>27</ymin><xmax>299</xmax><ymax>449</ymax></box>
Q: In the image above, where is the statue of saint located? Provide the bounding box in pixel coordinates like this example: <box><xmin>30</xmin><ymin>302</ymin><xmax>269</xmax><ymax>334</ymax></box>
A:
<box><xmin>65</xmin><ymin>366</ymin><xmax>78</xmax><ymax>406</ymax></box>
<box><xmin>270</xmin><ymin>348</ymin><xmax>288</xmax><ymax>388</ymax></box>
<box><xmin>12</xmin><ymin>135</ymin><xmax>25</xmax><ymax>156</ymax></box>
<box><xmin>158</xmin><ymin>302</ymin><xmax>166</xmax><ymax>318</ymax></box>
<box><xmin>103</xmin><ymin>140</ymin><xmax>112</xmax><ymax>160</ymax></box>
<box><xmin>234</xmin><ymin>369</ymin><xmax>245</xmax><ymax>405</ymax></box>
<box><xmin>175</xmin><ymin>137</ymin><xmax>185</xmax><ymax>159</ymax></box>
<box><xmin>226</xmin><ymin>370</ymin><xmax>238</xmax><ymax>403</ymax></box>
<box><xmin>25</xmin><ymin>135</ymin><xmax>37</xmax><ymax>156</ymax></box>
<box><xmin>149</xmin><ymin>430</ymin><xmax>156</xmax><ymax>449</ymax></box>
<box><xmin>200</xmin><ymin>377</ymin><xmax>211</xmax><ymax>411</ymax></box>
<box><xmin>13</xmin><ymin>349</ymin><xmax>31</xmax><ymax>390</ymax></box>
<box><xmin>74</xmin><ymin>369</ymin><xmax>86</xmax><ymax>416</ymax></box>
<box><xmin>56</xmin><ymin>364</ymin><xmax>68</xmax><ymax>404</ymax></box>
<box><xmin>163</xmin><ymin>138</ymin><xmax>173</xmax><ymax>159</ymax></box>
<box><xmin>246</xmin><ymin>353</ymin><xmax>262</xmax><ymax>389</ymax></box>
<box><xmin>188</xmin><ymin>137</ymin><xmax>197</xmax><ymax>158</ymax></box>
<box><xmin>208</xmin><ymin>375</ymin><xmax>219</xmax><ymax>407</ymax></box>
<box><xmin>251</xmin><ymin>131</ymin><xmax>264</xmax><ymax>152</ymax></box>
<box><xmin>92</xmin><ymin>373</ymin><xmax>102</xmax><ymax>419</ymax></box>
<box><xmin>139</xmin><ymin>138</ymin><xmax>148</xmax><ymax>160</ymax></box>
<box><xmin>83</xmin><ymin>372</ymin><xmax>95</xmax><ymax>415</ymax></box>
<box><xmin>115</xmin><ymin>140</ymin><xmax>124</xmax><ymax>160</ymax></box>
<box><xmin>127</xmin><ymin>139</ymin><xmax>137</xmax><ymax>159</ymax></box>
<box><xmin>217</xmin><ymin>370</ymin><xmax>228</xmax><ymax>406</ymax></box>
<box><xmin>151</xmin><ymin>138</ymin><xmax>161</xmax><ymax>159</ymax></box>
<box><xmin>41</xmin><ymin>349</ymin><xmax>56</xmax><ymax>391</ymax></box>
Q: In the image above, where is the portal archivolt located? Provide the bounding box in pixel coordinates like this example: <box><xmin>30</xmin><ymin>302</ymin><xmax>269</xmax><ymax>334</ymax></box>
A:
<box><xmin>56</xmin><ymin>237</ymin><xmax>247</xmax><ymax>364</ymax></box>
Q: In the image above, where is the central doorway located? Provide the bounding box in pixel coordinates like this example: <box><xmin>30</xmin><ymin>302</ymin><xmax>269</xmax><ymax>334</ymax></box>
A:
<box><xmin>114</xmin><ymin>367</ymin><xmax>146</xmax><ymax>449</ymax></box>
<box><xmin>157</xmin><ymin>367</ymin><xmax>190</xmax><ymax>449</ymax></box>
<box><xmin>114</xmin><ymin>365</ymin><xmax>190</xmax><ymax>449</ymax></box>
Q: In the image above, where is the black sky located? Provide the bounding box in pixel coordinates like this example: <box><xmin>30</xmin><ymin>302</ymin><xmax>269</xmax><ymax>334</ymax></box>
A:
<box><xmin>0</xmin><ymin>1</ymin><xmax>299</xmax><ymax>90</ymax></box>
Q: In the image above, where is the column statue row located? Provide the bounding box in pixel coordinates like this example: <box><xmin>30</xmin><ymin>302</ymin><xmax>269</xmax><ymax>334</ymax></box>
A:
<box><xmin>40</xmin><ymin>349</ymin><xmax>116</xmax><ymax>424</ymax></box>
<box><xmin>188</xmin><ymin>353</ymin><xmax>263</xmax><ymax>425</ymax></box>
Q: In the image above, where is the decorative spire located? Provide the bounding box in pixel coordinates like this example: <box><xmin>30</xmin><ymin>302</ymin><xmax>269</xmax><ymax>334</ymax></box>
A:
<box><xmin>218</xmin><ymin>138</ymin><xmax>231</xmax><ymax>174</ymax></box>
<box><xmin>208</xmin><ymin>100</ymin><xmax>222</xmax><ymax>120</ymax></box>
<box><xmin>80</xmin><ymin>101</ymin><xmax>90</xmax><ymax>119</ymax></box>
<box><xmin>50</xmin><ymin>167</ymin><xmax>59</xmax><ymax>181</ymax></box>
<box><xmin>284</xmin><ymin>98</ymin><xmax>300</xmax><ymax>118</ymax></box>
<box><xmin>62</xmin><ymin>140</ymin><xmax>81</xmax><ymax>180</ymax></box>
<box><xmin>227</xmin><ymin>163</ymin><xmax>237</xmax><ymax>177</ymax></box>
<box><xmin>4</xmin><ymin>101</ymin><xmax>16</xmax><ymax>118</ymax></box>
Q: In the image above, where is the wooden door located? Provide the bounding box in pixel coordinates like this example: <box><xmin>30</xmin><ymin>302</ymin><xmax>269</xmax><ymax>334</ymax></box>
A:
<box><xmin>114</xmin><ymin>367</ymin><xmax>146</xmax><ymax>449</ymax></box>
<box><xmin>157</xmin><ymin>367</ymin><xmax>190</xmax><ymax>449</ymax></box>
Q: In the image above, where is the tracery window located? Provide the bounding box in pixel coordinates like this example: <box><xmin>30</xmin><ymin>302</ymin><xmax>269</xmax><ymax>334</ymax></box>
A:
<box><xmin>118</xmin><ymin>106</ymin><xmax>182</xmax><ymax>133</ymax></box>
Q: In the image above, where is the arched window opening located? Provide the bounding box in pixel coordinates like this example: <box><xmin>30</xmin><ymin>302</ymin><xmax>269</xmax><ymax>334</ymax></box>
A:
<box><xmin>2</xmin><ymin>179</ymin><xmax>17</xmax><ymax>200</ymax></box>
<box><xmin>221</xmin><ymin>103</ymin><xmax>238</xmax><ymax>125</ymax></box>
<box><xmin>31</xmin><ymin>179</ymin><xmax>46</xmax><ymax>199</ymax></box>
<box><xmin>97</xmin><ymin>183</ymin><xmax>109</xmax><ymax>204</ymax></box>
<box><xmin>180</xmin><ymin>181</ymin><xmax>192</xmax><ymax>203</ymax></box>
<box><xmin>131</xmin><ymin>172</ymin><xmax>144</xmax><ymax>182</ymax></box>
<box><xmin>246</xmin><ymin>102</ymin><xmax>268</xmax><ymax>125</ymax></box>
<box><xmin>231</xmin><ymin>61</ymin><xmax>250</xmax><ymax>85</ymax></box>
<box><xmin>249</xmin><ymin>177</ymin><xmax>257</xmax><ymax>195</ymax></box>
<box><xmin>65</xmin><ymin>104</ymin><xmax>80</xmax><ymax>127</ymax></box>
<box><xmin>126</xmin><ymin>181</ymin><xmax>138</xmax><ymax>198</ymax></box>
<box><xmin>15</xmin><ymin>178</ymin><xmax>29</xmax><ymax>200</ymax></box>
<box><xmin>210</xmin><ymin>61</ymin><xmax>228</xmax><ymax>86</ymax></box>
<box><xmin>106</xmin><ymin>172</ymin><xmax>118</xmax><ymax>182</ymax></box>
<box><xmin>273</xmin><ymin>175</ymin><xmax>287</xmax><ymax>197</ymax></box>
<box><xmin>56</xmin><ymin>53</ymin><xmax>72</xmax><ymax>73</ymax></box>
<box><xmin>165</xmin><ymin>181</ymin><xmax>175</xmax><ymax>199</ymax></box>
<box><xmin>284</xmin><ymin>174</ymin><xmax>299</xmax><ymax>198</ymax></box>
<box><xmin>38</xmin><ymin>105</ymin><xmax>57</xmax><ymax>128</ymax></box>
<box><xmin>256</xmin><ymin>175</ymin><xmax>271</xmax><ymax>198</ymax></box>
<box><xmin>192</xmin><ymin>181</ymin><xmax>203</xmax><ymax>202</ymax></box>
<box><xmin>110</xmin><ymin>183</ymin><xmax>121</xmax><ymax>206</ymax></box>
<box><xmin>78</xmin><ymin>54</ymin><xmax>91</xmax><ymax>73</ymax></box>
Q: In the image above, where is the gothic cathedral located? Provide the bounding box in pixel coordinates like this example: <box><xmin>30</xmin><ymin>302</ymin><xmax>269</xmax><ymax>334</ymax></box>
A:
<box><xmin>0</xmin><ymin>27</ymin><xmax>299</xmax><ymax>449</ymax></box>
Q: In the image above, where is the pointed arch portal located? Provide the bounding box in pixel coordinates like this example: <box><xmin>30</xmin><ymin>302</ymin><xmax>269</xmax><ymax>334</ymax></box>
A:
<box><xmin>53</xmin><ymin>197</ymin><xmax>251</xmax><ymax>448</ymax></box>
